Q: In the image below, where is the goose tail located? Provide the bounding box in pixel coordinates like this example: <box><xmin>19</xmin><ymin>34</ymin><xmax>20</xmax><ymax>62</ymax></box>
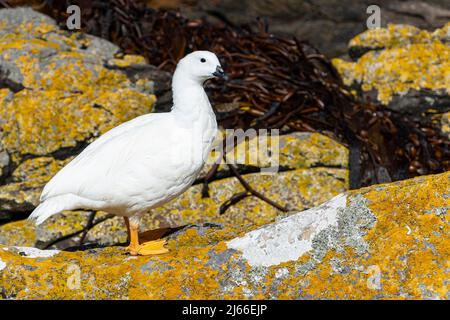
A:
<box><xmin>28</xmin><ymin>195</ymin><xmax>76</xmax><ymax>225</ymax></box>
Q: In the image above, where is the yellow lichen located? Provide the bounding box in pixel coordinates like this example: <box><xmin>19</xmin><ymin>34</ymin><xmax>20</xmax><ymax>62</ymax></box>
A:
<box><xmin>202</xmin><ymin>131</ymin><xmax>348</xmax><ymax>177</ymax></box>
<box><xmin>333</xmin><ymin>24</ymin><xmax>450</xmax><ymax>105</ymax></box>
<box><xmin>0</xmin><ymin>14</ymin><xmax>157</xmax><ymax>163</ymax></box>
<box><xmin>0</xmin><ymin>89</ymin><xmax>155</xmax><ymax>161</ymax></box>
<box><xmin>0</xmin><ymin>220</ymin><xmax>36</xmax><ymax>247</ymax></box>
<box><xmin>349</xmin><ymin>24</ymin><xmax>433</xmax><ymax>49</ymax></box>
<box><xmin>108</xmin><ymin>55</ymin><xmax>147</xmax><ymax>67</ymax></box>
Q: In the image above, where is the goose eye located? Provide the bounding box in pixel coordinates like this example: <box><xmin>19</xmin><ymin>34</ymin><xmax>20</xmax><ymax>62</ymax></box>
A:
<box><xmin>200</xmin><ymin>58</ymin><xmax>206</xmax><ymax>63</ymax></box>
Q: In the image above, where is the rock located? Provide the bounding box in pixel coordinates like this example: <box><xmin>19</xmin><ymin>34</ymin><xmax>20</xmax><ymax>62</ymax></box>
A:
<box><xmin>5</xmin><ymin>165</ymin><xmax>346</xmax><ymax>250</ymax></box>
<box><xmin>12</xmin><ymin>129</ymin><xmax>346</xmax><ymax>249</ymax></box>
<box><xmin>142</xmin><ymin>167</ymin><xmax>348</xmax><ymax>228</ymax></box>
<box><xmin>200</xmin><ymin>131</ymin><xmax>348</xmax><ymax>179</ymax></box>
<box><xmin>0</xmin><ymin>8</ymin><xmax>158</xmax><ymax>220</ymax></box>
<box><xmin>79</xmin><ymin>34</ymin><xmax>120</xmax><ymax>60</ymax></box>
<box><xmin>0</xmin><ymin>157</ymin><xmax>70</xmax><ymax>221</ymax></box>
<box><xmin>0</xmin><ymin>7</ymin><xmax>56</xmax><ymax>33</ymax></box>
<box><xmin>332</xmin><ymin>23</ymin><xmax>450</xmax><ymax>115</ymax></box>
<box><xmin>0</xmin><ymin>171</ymin><xmax>447</xmax><ymax>299</ymax></box>
<box><xmin>0</xmin><ymin>142</ymin><xmax>10</xmax><ymax>182</ymax></box>
<box><xmin>153</xmin><ymin>0</ymin><xmax>450</xmax><ymax>57</ymax></box>
<box><xmin>0</xmin><ymin>130</ymin><xmax>348</xmax><ymax>247</ymax></box>
<box><xmin>0</xmin><ymin>219</ymin><xmax>35</xmax><ymax>247</ymax></box>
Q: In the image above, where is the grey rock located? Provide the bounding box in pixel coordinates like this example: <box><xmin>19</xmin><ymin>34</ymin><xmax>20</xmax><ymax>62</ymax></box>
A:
<box><xmin>178</xmin><ymin>0</ymin><xmax>450</xmax><ymax>57</ymax></box>
<box><xmin>0</xmin><ymin>143</ymin><xmax>10</xmax><ymax>182</ymax></box>
<box><xmin>0</xmin><ymin>7</ymin><xmax>56</xmax><ymax>34</ymax></box>
<box><xmin>80</xmin><ymin>34</ymin><xmax>121</xmax><ymax>60</ymax></box>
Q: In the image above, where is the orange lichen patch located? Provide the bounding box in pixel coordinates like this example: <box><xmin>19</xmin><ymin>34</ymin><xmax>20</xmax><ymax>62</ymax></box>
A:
<box><xmin>0</xmin><ymin>88</ymin><xmax>11</xmax><ymax>104</ymax></box>
<box><xmin>0</xmin><ymin>245</ymin><xmax>133</xmax><ymax>299</ymax></box>
<box><xmin>11</xmin><ymin>157</ymin><xmax>70</xmax><ymax>183</ymax></box>
<box><xmin>35</xmin><ymin>57</ymin><xmax>128</xmax><ymax>91</ymax></box>
<box><xmin>0</xmin><ymin>230</ymin><xmax>241</xmax><ymax>299</ymax></box>
<box><xmin>291</xmin><ymin>172</ymin><xmax>449</xmax><ymax>299</ymax></box>
<box><xmin>0</xmin><ymin>182</ymin><xmax>45</xmax><ymax>211</ymax></box>
<box><xmin>333</xmin><ymin>24</ymin><xmax>450</xmax><ymax>105</ymax></box>
<box><xmin>4</xmin><ymin>18</ymin><xmax>58</xmax><ymax>37</ymax></box>
<box><xmin>0</xmin><ymin>157</ymin><xmax>71</xmax><ymax>208</ymax></box>
<box><xmin>129</xmin><ymin>246</ymin><xmax>227</xmax><ymax>299</ymax></box>
<box><xmin>42</xmin><ymin>210</ymin><xmax>114</xmax><ymax>239</ymax></box>
<box><xmin>0</xmin><ymin>9</ymin><xmax>157</xmax><ymax>165</ymax></box>
<box><xmin>354</xmin><ymin>172</ymin><xmax>449</xmax><ymax>298</ymax></box>
<box><xmin>0</xmin><ymin>38</ymin><xmax>59</xmax><ymax>52</ymax></box>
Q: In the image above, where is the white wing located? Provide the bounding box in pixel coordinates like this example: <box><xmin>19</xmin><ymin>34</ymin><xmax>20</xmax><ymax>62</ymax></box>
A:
<box><xmin>40</xmin><ymin>112</ymin><xmax>172</xmax><ymax>204</ymax></box>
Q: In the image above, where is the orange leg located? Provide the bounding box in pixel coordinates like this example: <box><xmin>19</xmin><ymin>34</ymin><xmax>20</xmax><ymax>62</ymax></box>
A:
<box><xmin>123</xmin><ymin>217</ymin><xmax>168</xmax><ymax>256</ymax></box>
<box><xmin>124</xmin><ymin>216</ymin><xmax>131</xmax><ymax>244</ymax></box>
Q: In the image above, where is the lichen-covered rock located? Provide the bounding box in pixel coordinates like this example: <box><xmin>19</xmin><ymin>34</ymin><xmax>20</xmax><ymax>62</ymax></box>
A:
<box><xmin>200</xmin><ymin>131</ymin><xmax>348</xmax><ymax>178</ymax></box>
<box><xmin>0</xmin><ymin>141</ymin><xmax>10</xmax><ymax>182</ymax></box>
<box><xmin>144</xmin><ymin>168</ymin><xmax>347</xmax><ymax>229</ymax></box>
<box><xmin>346</xmin><ymin>23</ymin><xmax>448</xmax><ymax>58</ymax></box>
<box><xmin>0</xmin><ymin>172</ymin><xmax>447</xmax><ymax>299</ymax></box>
<box><xmin>0</xmin><ymin>219</ymin><xmax>36</xmax><ymax>247</ymax></box>
<box><xmin>333</xmin><ymin>23</ymin><xmax>450</xmax><ymax>115</ymax></box>
<box><xmin>0</xmin><ymin>8</ymin><xmax>157</xmax><ymax>219</ymax></box>
<box><xmin>2</xmin><ymin>166</ymin><xmax>347</xmax><ymax>249</ymax></box>
<box><xmin>0</xmin><ymin>157</ymin><xmax>70</xmax><ymax>220</ymax></box>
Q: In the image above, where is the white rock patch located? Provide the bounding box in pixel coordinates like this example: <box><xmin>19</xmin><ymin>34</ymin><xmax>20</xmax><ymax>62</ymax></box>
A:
<box><xmin>0</xmin><ymin>258</ymin><xmax>6</xmax><ymax>271</ymax></box>
<box><xmin>227</xmin><ymin>194</ymin><xmax>347</xmax><ymax>267</ymax></box>
<box><xmin>13</xmin><ymin>247</ymin><xmax>60</xmax><ymax>258</ymax></box>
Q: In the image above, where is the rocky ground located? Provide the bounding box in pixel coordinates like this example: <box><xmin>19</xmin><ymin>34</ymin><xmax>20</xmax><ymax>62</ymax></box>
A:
<box><xmin>0</xmin><ymin>172</ymin><xmax>448</xmax><ymax>299</ymax></box>
<box><xmin>0</xmin><ymin>8</ymin><xmax>449</xmax><ymax>299</ymax></box>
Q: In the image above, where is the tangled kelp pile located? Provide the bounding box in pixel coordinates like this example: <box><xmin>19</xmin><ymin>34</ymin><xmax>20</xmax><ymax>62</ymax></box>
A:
<box><xmin>2</xmin><ymin>0</ymin><xmax>449</xmax><ymax>189</ymax></box>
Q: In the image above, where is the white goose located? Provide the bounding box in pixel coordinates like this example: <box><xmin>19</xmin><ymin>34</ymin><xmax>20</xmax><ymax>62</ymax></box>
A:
<box><xmin>29</xmin><ymin>51</ymin><xmax>224</xmax><ymax>255</ymax></box>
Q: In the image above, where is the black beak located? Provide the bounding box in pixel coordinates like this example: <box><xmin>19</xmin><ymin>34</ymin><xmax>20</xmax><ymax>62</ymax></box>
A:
<box><xmin>212</xmin><ymin>66</ymin><xmax>226</xmax><ymax>79</ymax></box>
